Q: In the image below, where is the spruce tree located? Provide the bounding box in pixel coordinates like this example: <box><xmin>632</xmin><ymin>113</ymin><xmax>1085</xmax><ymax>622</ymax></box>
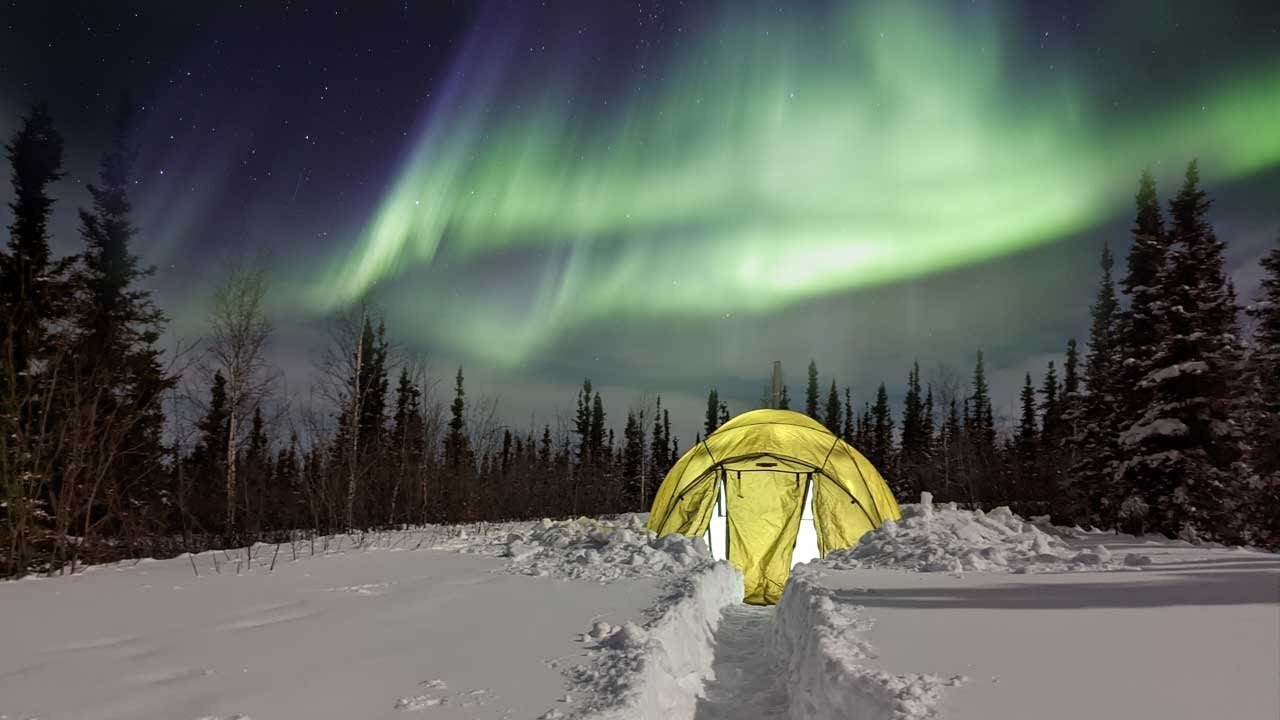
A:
<box><xmin>574</xmin><ymin>379</ymin><xmax>593</xmax><ymax>467</ymax></box>
<box><xmin>718</xmin><ymin>400</ymin><xmax>729</xmax><ymax>427</ymax></box>
<box><xmin>824</xmin><ymin>380</ymin><xmax>841</xmax><ymax>434</ymax></box>
<box><xmin>1018</xmin><ymin>373</ymin><xmax>1038</xmax><ymax>449</ymax></box>
<box><xmin>855</xmin><ymin>402</ymin><xmax>872</xmax><ymax>452</ymax></box>
<box><xmin>1063</xmin><ymin>339</ymin><xmax>1081</xmax><ymax>400</ymax></box>
<box><xmin>921</xmin><ymin>384</ymin><xmax>935</xmax><ymax>457</ymax></box>
<box><xmin>622</xmin><ymin>411</ymin><xmax>645</xmax><ymax>508</ymax></box>
<box><xmin>969</xmin><ymin>352</ymin><xmax>996</xmax><ymax>457</ymax></box>
<box><xmin>663</xmin><ymin>408</ymin><xmax>672</xmax><ymax>460</ymax></box>
<box><xmin>1117</xmin><ymin>170</ymin><xmax>1172</xmax><ymax>419</ymax></box>
<box><xmin>188</xmin><ymin>371</ymin><xmax>230</xmax><ymax>531</ymax></box>
<box><xmin>841</xmin><ymin>387</ymin><xmax>854</xmax><ymax>444</ymax></box>
<box><xmin>870</xmin><ymin>383</ymin><xmax>894</xmax><ymax>481</ymax></box>
<box><xmin>649</xmin><ymin>395</ymin><xmax>668</xmax><ymax>490</ymax></box>
<box><xmin>444</xmin><ymin>367</ymin><xmax>470</xmax><ymax>469</ymax></box>
<box><xmin>805</xmin><ymin>359</ymin><xmax>820</xmax><ymax>418</ymax></box>
<box><xmin>391</xmin><ymin>369</ymin><xmax>426</xmax><ymax>493</ymax></box>
<box><xmin>899</xmin><ymin>362</ymin><xmax>925</xmax><ymax>482</ymax></box>
<box><xmin>1071</xmin><ymin>245</ymin><xmax>1123</xmax><ymax>527</ymax></box>
<box><xmin>941</xmin><ymin>397</ymin><xmax>962</xmax><ymax>497</ymax></box>
<box><xmin>74</xmin><ymin>95</ymin><xmax>171</xmax><ymax>514</ymax></box>
<box><xmin>1059</xmin><ymin>338</ymin><xmax>1082</xmax><ymax>472</ymax></box>
<box><xmin>589</xmin><ymin>392</ymin><xmax>607</xmax><ymax>468</ymax></box>
<box><xmin>778</xmin><ymin>384</ymin><xmax>790</xmax><ymax>410</ymax></box>
<box><xmin>1120</xmin><ymin>162</ymin><xmax>1245</xmax><ymax>540</ymax></box>
<box><xmin>704</xmin><ymin>388</ymin><xmax>720</xmax><ymax>437</ymax></box>
<box><xmin>1</xmin><ymin>104</ymin><xmax>66</xmax><ymax>381</ymax></box>
<box><xmin>1244</xmin><ymin>235</ymin><xmax>1280</xmax><ymax>546</ymax></box>
<box><xmin>1039</xmin><ymin>362</ymin><xmax>1060</xmax><ymax>444</ymax></box>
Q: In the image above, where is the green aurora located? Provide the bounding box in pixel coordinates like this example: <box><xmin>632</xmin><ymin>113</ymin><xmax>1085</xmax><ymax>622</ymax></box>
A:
<box><xmin>313</xmin><ymin>2</ymin><xmax>1280</xmax><ymax>367</ymax></box>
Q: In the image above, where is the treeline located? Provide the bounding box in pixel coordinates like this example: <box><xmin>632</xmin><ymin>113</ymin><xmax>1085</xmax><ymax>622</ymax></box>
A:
<box><xmin>732</xmin><ymin>164</ymin><xmax>1276</xmax><ymax>548</ymax></box>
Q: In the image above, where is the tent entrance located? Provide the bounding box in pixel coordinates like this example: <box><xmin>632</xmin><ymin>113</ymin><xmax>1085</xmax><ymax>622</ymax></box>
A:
<box><xmin>700</xmin><ymin>456</ymin><xmax>828</xmax><ymax>603</ymax></box>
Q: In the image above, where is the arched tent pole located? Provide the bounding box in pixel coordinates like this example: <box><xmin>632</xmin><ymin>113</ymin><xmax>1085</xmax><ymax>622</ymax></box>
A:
<box><xmin>839</xmin><ymin>443</ymin><xmax>886</xmax><ymax>526</ymax></box>
<box><xmin>812</xmin><ymin>436</ymin><xmax>881</xmax><ymax>532</ymax></box>
<box><xmin>652</xmin><ymin>439</ymin><xmax>724</xmax><ymax>532</ymax></box>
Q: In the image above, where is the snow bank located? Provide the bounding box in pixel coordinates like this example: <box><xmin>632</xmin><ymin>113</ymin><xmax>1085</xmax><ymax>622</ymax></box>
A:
<box><xmin>772</xmin><ymin>567</ymin><xmax>962</xmax><ymax>720</ymax></box>
<box><xmin>458</xmin><ymin>513</ymin><xmax>713</xmax><ymax>583</ymax></box>
<box><xmin>568</xmin><ymin>561</ymin><xmax>744</xmax><ymax>720</ymax></box>
<box><xmin>821</xmin><ymin>493</ymin><xmax>1149</xmax><ymax>573</ymax></box>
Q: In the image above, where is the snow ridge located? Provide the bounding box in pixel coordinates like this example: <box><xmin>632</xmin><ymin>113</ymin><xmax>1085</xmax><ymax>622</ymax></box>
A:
<box><xmin>568</xmin><ymin>561</ymin><xmax>745</xmax><ymax>720</ymax></box>
<box><xmin>459</xmin><ymin>513</ymin><xmax>713</xmax><ymax>583</ymax></box>
<box><xmin>773</xmin><ymin>567</ymin><xmax>963</xmax><ymax>720</ymax></box>
<box><xmin>821</xmin><ymin>493</ymin><xmax>1148</xmax><ymax>573</ymax></box>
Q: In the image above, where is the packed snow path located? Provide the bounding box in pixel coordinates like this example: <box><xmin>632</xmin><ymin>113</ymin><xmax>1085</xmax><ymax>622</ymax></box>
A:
<box><xmin>693</xmin><ymin>605</ymin><xmax>788</xmax><ymax>719</ymax></box>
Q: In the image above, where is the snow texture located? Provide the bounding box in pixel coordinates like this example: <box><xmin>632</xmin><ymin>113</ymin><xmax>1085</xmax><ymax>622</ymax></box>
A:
<box><xmin>0</xmin><ymin>524</ymin><xmax>667</xmax><ymax>720</ymax></box>
<box><xmin>772</xmin><ymin>567</ymin><xmax>963</xmax><ymax>720</ymax></box>
<box><xmin>1119</xmin><ymin>417</ymin><xmax>1190</xmax><ymax>446</ymax></box>
<box><xmin>450</xmin><ymin>513</ymin><xmax>714</xmax><ymax>583</ymax></box>
<box><xmin>568</xmin><ymin>561</ymin><xmax>745</xmax><ymax>720</ymax></box>
<box><xmin>819</xmin><ymin>493</ymin><xmax>1149</xmax><ymax>573</ymax></box>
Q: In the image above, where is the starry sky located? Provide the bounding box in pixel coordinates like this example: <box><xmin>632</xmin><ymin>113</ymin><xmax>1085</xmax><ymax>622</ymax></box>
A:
<box><xmin>2</xmin><ymin>0</ymin><xmax>1278</xmax><ymax>443</ymax></box>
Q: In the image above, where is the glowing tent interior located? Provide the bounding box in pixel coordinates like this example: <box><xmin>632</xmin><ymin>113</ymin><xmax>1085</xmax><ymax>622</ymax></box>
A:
<box><xmin>646</xmin><ymin>409</ymin><xmax>901</xmax><ymax>604</ymax></box>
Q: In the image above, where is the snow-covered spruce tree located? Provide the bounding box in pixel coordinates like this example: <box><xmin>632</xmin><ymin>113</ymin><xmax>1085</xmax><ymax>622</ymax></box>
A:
<box><xmin>1109</xmin><ymin>171</ymin><xmax>1173</xmax><ymax>531</ymax></box>
<box><xmin>1036</xmin><ymin>361</ymin><xmax>1064</xmax><ymax>512</ymax></box>
<box><xmin>1117</xmin><ymin>170</ymin><xmax>1174</xmax><ymax>406</ymax></box>
<box><xmin>1068</xmin><ymin>244</ymin><xmax>1123</xmax><ymax>528</ymax></box>
<box><xmin>622</xmin><ymin>410</ymin><xmax>645</xmax><ymax>510</ymax></box>
<box><xmin>1118</xmin><ymin>162</ymin><xmax>1246</xmax><ymax>541</ymax></box>
<box><xmin>1244</xmin><ymin>235</ymin><xmax>1280</xmax><ymax>546</ymax></box>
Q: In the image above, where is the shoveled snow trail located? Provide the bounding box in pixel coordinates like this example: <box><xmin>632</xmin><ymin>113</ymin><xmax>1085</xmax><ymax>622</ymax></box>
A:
<box><xmin>693</xmin><ymin>605</ymin><xmax>788</xmax><ymax>719</ymax></box>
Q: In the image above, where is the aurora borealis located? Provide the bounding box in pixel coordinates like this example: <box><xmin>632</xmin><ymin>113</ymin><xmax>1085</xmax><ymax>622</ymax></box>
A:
<box><xmin>2</xmin><ymin>0</ymin><xmax>1279</xmax><ymax>437</ymax></box>
<box><xmin>327</xmin><ymin>2</ymin><xmax>1280</xmax><ymax>367</ymax></box>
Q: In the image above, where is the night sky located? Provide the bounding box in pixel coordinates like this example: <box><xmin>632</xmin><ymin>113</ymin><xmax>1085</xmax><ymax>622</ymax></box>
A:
<box><xmin>2</xmin><ymin>1</ymin><xmax>1278</xmax><ymax>443</ymax></box>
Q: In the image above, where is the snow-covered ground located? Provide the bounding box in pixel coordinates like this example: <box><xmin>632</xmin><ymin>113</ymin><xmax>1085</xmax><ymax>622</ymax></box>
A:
<box><xmin>0</xmin><ymin>524</ymin><xmax>683</xmax><ymax>720</ymax></box>
<box><xmin>783</xmin><ymin>500</ymin><xmax>1280</xmax><ymax>720</ymax></box>
<box><xmin>2</xmin><ymin>503</ymin><xmax>1276</xmax><ymax>720</ymax></box>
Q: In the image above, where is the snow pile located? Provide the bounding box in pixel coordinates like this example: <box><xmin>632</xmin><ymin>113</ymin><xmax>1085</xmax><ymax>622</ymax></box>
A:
<box><xmin>460</xmin><ymin>514</ymin><xmax>713</xmax><ymax>582</ymax></box>
<box><xmin>773</xmin><ymin>567</ymin><xmax>963</xmax><ymax>720</ymax></box>
<box><xmin>822</xmin><ymin>493</ymin><xmax>1149</xmax><ymax>573</ymax></box>
<box><xmin>567</xmin><ymin>561</ymin><xmax>744</xmax><ymax>720</ymax></box>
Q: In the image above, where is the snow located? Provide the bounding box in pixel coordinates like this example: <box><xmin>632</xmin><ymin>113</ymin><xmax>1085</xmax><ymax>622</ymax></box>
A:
<box><xmin>820</xmin><ymin>493</ymin><xmax>1148</xmax><ymax>573</ymax></box>
<box><xmin>1119</xmin><ymin>417</ymin><xmax>1190</xmax><ymax>446</ymax></box>
<box><xmin>0</xmin><ymin>520</ymin><xmax>695</xmax><ymax>720</ymax></box>
<box><xmin>810</xmin><ymin>538</ymin><xmax>1279</xmax><ymax>720</ymax></box>
<box><xmin>772</xmin><ymin>568</ymin><xmax>964</xmax><ymax>720</ymax></box>
<box><xmin>2</xmin><ymin>505</ymin><xmax>1274</xmax><ymax>720</ymax></box>
<box><xmin>569</xmin><ymin>561</ymin><xmax>744</xmax><ymax>720</ymax></box>
<box><xmin>447</xmin><ymin>513</ymin><xmax>713</xmax><ymax>582</ymax></box>
<box><xmin>1141</xmin><ymin>360</ymin><xmax>1209</xmax><ymax>386</ymax></box>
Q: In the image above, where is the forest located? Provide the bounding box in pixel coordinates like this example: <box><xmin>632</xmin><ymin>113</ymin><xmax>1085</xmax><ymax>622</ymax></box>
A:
<box><xmin>2</xmin><ymin>101</ymin><xmax>1278</xmax><ymax>578</ymax></box>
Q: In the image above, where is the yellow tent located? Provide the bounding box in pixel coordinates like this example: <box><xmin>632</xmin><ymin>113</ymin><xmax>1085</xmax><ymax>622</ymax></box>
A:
<box><xmin>647</xmin><ymin>409</ymin><xmax>901</xmax><ymax>604</ymax></box>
